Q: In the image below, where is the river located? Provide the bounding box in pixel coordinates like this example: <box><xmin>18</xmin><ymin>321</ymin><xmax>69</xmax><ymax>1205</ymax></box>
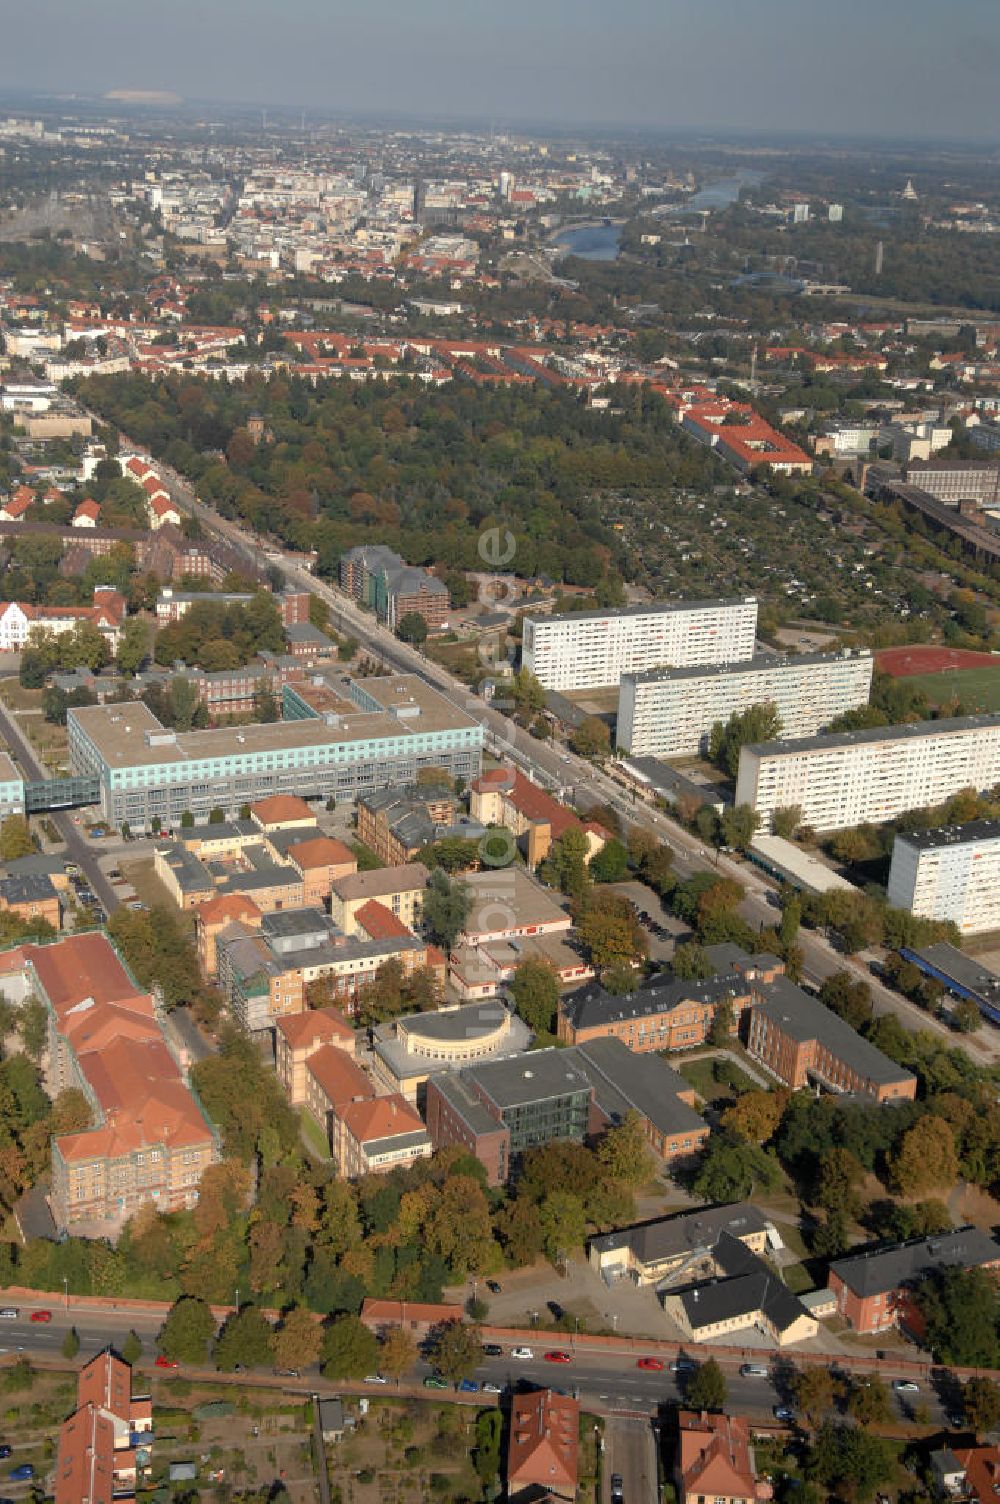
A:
<box><xmin>551</xmin><ymin>221</ymin><xmax>622</xmax><ymax>261</ymax></box>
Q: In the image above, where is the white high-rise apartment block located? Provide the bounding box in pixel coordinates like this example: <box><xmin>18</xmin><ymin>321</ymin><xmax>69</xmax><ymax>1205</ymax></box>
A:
<box><xmin>735</xmin><ymin>714</ymin><xmax>1000</xmax><ymax>834</ymax></box>
<box><xmin>887</xmin><ymin>819</ymin><xmax>1000</xmax><ymax>935</ymax></box>
<box><xmin>522</xmin><ymin>597</ymin><xmax>757</xmax><ymax>693</ymax></box>
<box><xmin>617</xmin><ymin>649</ymin><xmax>874</xmax><ymax>760</ymax></box>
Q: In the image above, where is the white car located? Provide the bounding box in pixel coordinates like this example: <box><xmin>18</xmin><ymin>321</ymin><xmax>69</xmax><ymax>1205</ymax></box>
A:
<box><xmin>893</xmin><ymin>1379</ymin><xmax>919</xmax><ymax>1394</ymax></box>
<box><xmin>482</xmin><ymin>1381</ymin><xmax>503</xmax><ymax>1394</ymax></box>
<box><xmin>363</xmin><ymin>1373</ymin><xmax>388</xmax><ymax>1385</ymax></box>
<box><xmin>510</xmin><ymin>1347</ymin><xmax>534</xmax><ymax>1361</ymax></box>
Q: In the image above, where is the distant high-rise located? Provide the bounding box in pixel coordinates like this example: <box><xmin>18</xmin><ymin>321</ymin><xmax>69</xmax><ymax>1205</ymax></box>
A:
<box><xmin>498</xmin><ymin>170</ymin><xmax>513</xmax><ymax>201</ymax></box>
<box><xmin>874</xmin><ymin>240</ymin><xmax>884</xmax><ymax>276</ymax></box>
<box><xmin>828</xmin><ymin>203</ymin><xmax>843</xmax><ymax>223</ymax></box>
<box><xmin>902</xmin><ymin>178</ymin><xmax>918</xmax><ymax>201</ymax></box>
<box><xmin>792</xmin><ymin>202</ymin><xmax>810</xmax><ymax>224</ymax></box>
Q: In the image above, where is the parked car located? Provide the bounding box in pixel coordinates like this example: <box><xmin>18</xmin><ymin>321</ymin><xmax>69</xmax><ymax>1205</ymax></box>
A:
<box><xmin>482</xmin><ymin>1381</ymin><xmax>503</xmax><ymax>1395</ymax></box>
<box><xmin>482</xmin><ymin>1343</ymin><xmax>503</xmax><ymax>1357</ymax></box>
<box><xmin>0</xmin><ymin>1311</ymin><xmax>18</xmax><ymax>1321</ymax></box>
<box><xmin>458</xmin><ymin>1378</ymin><xmax>479</xmax><ymax>1392</ymax></box>
<box><xmin>611</xmin><ymin>1473</ymin><xmax>624</xmax><ymax>1504</ymax></box>
<box><xmin>0</xmin><ymin>1448</ymin><xmax>9</xmax><ymax>1460</ymax></box>
<box><xmin>363</xmin><ymin>1374</ymin><xmax>388</xmax><ymax>1385</ymax></box>
<box><xmin>636</xmin><ymin>1357</ymin><xmax>664</xmax><ymax>1371</ymax></box>
<box><xmin>8</xmin><ymin>1465</ymin><xmax>33</xmax><ymax>1482</ymax></box>
<box><xmin>29</xmin><ymin>1311</ymin><xmax>51</xmax><ymax>1323</ymax></box>
<box><xmin>893</xmin><ymin>1380</ymin><xmax>919</xmax><ymax>1394</ymax></box>
<box><xmin>485</xmin><ymin>1280</ymin><xmax>502</xmax><ymax>1294</ymax></box>
<box><xmin>773</xmin><ymin>1406</ymin><xmax>795</xmax><ymax>1423</ymax></box>
<box><xmin>544</xmin><ymin>1351</ymin><xmax>571</xmax><ymax>1365</ymax></box>
<box><xmin>154</xmin><ymin>1355</ymin><xmax>178</xmax><ymax>1369</ymax></box>
<box><xmin>740</xmin><ymin>1364</ymin><xmax>769</xmax><ymax>1378</ymax></box>
<box><xmin>423</xmin><ymin>1375</ymin><xmax>448</xmax><ymax>1390</ymax></box>
<box><xmin>510</xmin><ymin>1347</ymin><xmax>534</xmax><ymax>1360</ymax></box>
<box><xmin>669</xmin><ymin>1357</ymin><xmax>696</xmax><ymax>1373</ymax></box>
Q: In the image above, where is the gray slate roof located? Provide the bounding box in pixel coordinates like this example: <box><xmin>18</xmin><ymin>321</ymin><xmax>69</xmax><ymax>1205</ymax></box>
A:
<box><xmin>829</xmin><ymin>1227</ymin><xmax>1000</xmax><ymax>1298</ymax></box>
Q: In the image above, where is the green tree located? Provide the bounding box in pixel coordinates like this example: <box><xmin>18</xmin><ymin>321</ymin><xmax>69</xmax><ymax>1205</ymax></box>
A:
<box><xmin>116</xmin><ymin>616</ymin><xmax>151</xmax><ymax>675</ymax></box>
<box><xmin>772</xmin><ymin>806</ymin><xmax>802</xmax><ymax>840</ymax></box>
<box><xmin>589</xmin><ymin>838</ymin><xmax>629</xmax><ymax>884</ymax></box>
<box><xmin>537</xmin><ymin>1190</ymin><xmax>586</xmax><ymax>1261</ymax></box>
<box><xmin>847</xmin><ymin>1376</ymin><xmax>892</xmax><ymax>1426</ymax></box>
<box><xmin>915</xmin><ymin>1266</ymin><xmax>1000</xmax><ymax>1367</ymax></box>
<box><xmin>158</xmin><ymin>1296</ymin><xmax>216</xmax><ymax>1365</ymax></box>
<box><xmin>121</xmin><ymin>1330</ymin><xmax>143</xmax><ymax>1365</ymax></box>
<box><xmin>319</xmin><ymin>1314</ymin><xmax>379</xmax><ymax>1380</ymax></box>
<box><xmin>214</xmin><ymin>1306</ymin><xmax>274</xmax><ymax>1372</ymax></box>
<box><xmin>397</xmin><ymin>612</ymin><xmax>428</xmax><ymax>645</ymax></box>
<box><xmin>379</xmin><ymin>1325</ymin><xmax>418</xmax><ymax>1381</ymax></box>
<box><xmin>422</xmin><ymin>869</ymin><xmax>473</xmax><ymax>951</ymax></box>
<box><xmin>576</xmin><ymin>890</ymin><xmax>648</xmax><ymax>970</ymax></box>
<box><xmin>685</xmin><ymin>1358</ymin><xmax>727</xmax><ymax>1411</ymax></box>
<box><xmin>539</xmin><ymin>826</ymin><xmax>591</xmax><ymax>901</ymax></box>
<box><xmin>427</xmin><ymin>1320</ymin><xmax>483</xmax><ymax>1384</ymax></box>
<box><xmin>272</xmin><ymin>1308</ymin><xmax>322</xmax><ymax>1372</ymax></box>
<box><xmin>807</xmin><ymin>1422</ymin><xmax>894</xmax><ymax>1502</ymax></box>
<box><xmin>570</xmin><ymin>716</ymin><xmax>611</xmax><ymax>759</ymax></box>
<box><xmin>511</xmin><ymin>668</ymin><xmax>545</xmax><ymax>718</ymax></box>
<box><xmin>18</xmin><ymin>997</ymin><xmax>48</xmax><ymax>1062</ymax></box>
<box><xmin>672</xmin><ymin>941</ymin><xmax>715</xmax><ymax>981</ymax></box>
<box><xmin>793</xmin><ymin>1366</ymin><xmax>838</xmax><ymax>1428</ymax></box>
<box><xmin>510</xmin><ymin>957</ymin><xmax>560</xmax><ymax>1034</ymax></box>
<box><xmin>62</xmin><ymin>1326</ymin><xmax>80</xmax><ymax>1359</ymax></box>
<box><xmin>888</xmin><ymin>1116</ymin><xmax>959</xmax><ymax>1196</ymax></box>
<box><xmin>709</xmin><ymin>702</ymin><xmax>783</xmax><ymax>779</ymax></box>
<box><xmin>962</xmin><ymin>1377</ymin><xmax>1000</xmax><ymax>1436</ymax></box>
<box><xmin>691</xmin><ymin>1131</ymin><xmax>780</xmax><ymax>1202</ymax></box>
<box><xmin>597</xmin><ymin>1111</ymin><xmax>653</xmax><ymax>1187</ymax></box>
<box><xmin>720</xmin><ymin>804</ymin><xmax>760</xmax><ymax>852</ymax></box>
<box><xmin>0</xmin><ymin>817</ymin><xmax>33</xmax><ymax>862</ymax></box>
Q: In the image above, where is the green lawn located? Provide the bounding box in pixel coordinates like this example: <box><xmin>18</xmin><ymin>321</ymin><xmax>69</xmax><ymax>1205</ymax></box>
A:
<box><xmin>900</xmin><ymin>664</ymin><xmax>1000</xmax><ymax>712</ymax></box>
<box><xmin>299</xmin><ymin>1106</ymin><xmax>331</xmax><ymax>1160</ymax></box>
<box><xmin>676</xmin><ymin>1053</ymin><xmax>762</xmax><ymax>1103</ymax></box>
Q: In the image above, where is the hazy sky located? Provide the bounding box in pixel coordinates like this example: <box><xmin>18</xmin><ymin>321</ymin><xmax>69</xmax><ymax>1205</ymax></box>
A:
<box><xmin>2</xmin><ymin>0</ymin><xmax>998</xmax><ymax>140</ymax></box>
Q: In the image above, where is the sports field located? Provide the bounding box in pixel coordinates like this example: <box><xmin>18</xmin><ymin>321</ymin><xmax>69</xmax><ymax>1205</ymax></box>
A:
<box><xmin>876</xmin><ymin>645</ymin><xmax>1000</xmax><ymax>677</ymax></box>
<box><xmin>895</xmin><ymin>665</ymin><xmax>1000</xmax><ymax>713</ymax></box>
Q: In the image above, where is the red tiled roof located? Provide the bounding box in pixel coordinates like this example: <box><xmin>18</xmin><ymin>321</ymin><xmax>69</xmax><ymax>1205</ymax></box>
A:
<box><xmin>306</xmin><ymin>1045</ymin><xmax>373</xmax><ymax>1108</ymax></box>
<box><xmin>287</xmin><ymin>835</ymin><xmax>355</xmax><ymax>871</ymax></box>
<box><xmin>276</xmin><ymin>1007</ymin><xmax>354</xmax><ymax>1050</ymax></box>
<box><xmin>196</xmin><ymin>893</ymin><xmax>263</xmax><ymax>925</ymax></box>
<box><xmin>250</xmin><ymin>794</ymin><xmax>314</xmax><ymax>826</ymax></box>
<box><xmin>338</xmin><ymin>1092</ymin><xmax>425</xmax><ymax>1144</ymax></box>
<box><xmin>354</xmin><ymin>899</ymin><xmax>413</xmax><ymax>941</ymax></box>
<box><xmin>507</xmin><ymin>1389</ymin><xmax>579</xmax><ymax>1496</ymax></box>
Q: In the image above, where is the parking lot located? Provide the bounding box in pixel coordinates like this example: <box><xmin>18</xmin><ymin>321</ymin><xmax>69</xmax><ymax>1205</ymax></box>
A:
<box><xmin>609</xmin><ymin>879</ymin><xmax>687</xmax><ymax>964</ymax></box>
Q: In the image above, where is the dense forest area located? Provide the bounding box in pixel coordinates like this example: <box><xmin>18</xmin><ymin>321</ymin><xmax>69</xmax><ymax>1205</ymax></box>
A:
<box><xmin>76</xmin><ymin>373</ymin><xmax>729</xmax><ymax>587</ymax></box>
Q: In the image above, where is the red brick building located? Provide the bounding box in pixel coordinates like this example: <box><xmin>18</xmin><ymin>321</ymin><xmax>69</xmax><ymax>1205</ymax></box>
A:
<box><xmin>827</xmin><ymin>1228</ymin><xmax>1000</xmax><ymax>1335</ymax></box>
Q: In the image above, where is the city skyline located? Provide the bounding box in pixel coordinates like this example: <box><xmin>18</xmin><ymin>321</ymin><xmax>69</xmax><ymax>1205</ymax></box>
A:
<box><xmin>2</xmin><ymin>0</ymin><xmax>998</xmax><ymax>142</ymax></box>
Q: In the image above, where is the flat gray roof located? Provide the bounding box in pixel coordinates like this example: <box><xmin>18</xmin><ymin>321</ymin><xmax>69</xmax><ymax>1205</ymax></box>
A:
<box><xmin>744</xmin><ymin>711</ymin><xmax>1000</xmax><ymax>760</ymax></box>
<box><xmin>569</xmin><ymin>1037</ymin><xmax>706</xmax><ymax>1142</ymax></box>
<box><xmin>626</xmin><ymin>648</ymin><xmax>871</xmax><ymax>686</ymax></box>
<box><xmin>466</xmin><ymin>1047</ymin><xmax>594</xmax><ymax>1109</ymax></box>
<box><xmin>894</xmin><ymin>818</ymin><xmax>1000</xmax><ymax>852</ymax></box>
<box><xmin>69</xmin><ymin>673</ymin><xmax>479</xmax><ymax>770</ymax></box>
<box><xmin>525</xmin><ymin>595</ymin><xmax>756</xmax><ymax>630</ymax></box>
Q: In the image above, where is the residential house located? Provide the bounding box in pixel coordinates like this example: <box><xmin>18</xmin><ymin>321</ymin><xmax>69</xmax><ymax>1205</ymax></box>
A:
<box><xmin>275</xmin><ymin>1006</ymin><xmax>355</xmax><ymax>1105</ymax></box>
<box><xmin>675</xmin><ymin>1410</ymin><xmax>764</xmax><ymax>1504</ymax></box>
<box><xmin>329</xmin><ymin>863</ymin><xmax>429</xmax><ymax>935</ymax></box>
<box><xmin>470</xmin><ymin>766</ymin><xmax>608</xmax><ymax>869</ymax></box>
<box><xmin>506</xmin><ymin>1388</ymin><xmax>579</xmax><ymax>1503</ymax></box>
<box><xmin>55</xmin><ymin>1349</ymin><xmax>153</xmax><ymax>1504</ymax></box>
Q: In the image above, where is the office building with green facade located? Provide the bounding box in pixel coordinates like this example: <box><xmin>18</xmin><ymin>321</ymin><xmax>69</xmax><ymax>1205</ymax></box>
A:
<box><xmin>68</xmin><ymin>673</ymin><xmax>483</xmax><ymax>832</ymax></box>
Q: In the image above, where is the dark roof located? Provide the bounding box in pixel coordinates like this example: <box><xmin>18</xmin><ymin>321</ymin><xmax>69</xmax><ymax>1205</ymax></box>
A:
<box><xmin>568</xmin><ymin>1037</ymin><xmax>707</xmax><ymax>1142</ymax></box>
<box><xmin>894</xmin><ymin>818</ymin><xmax>1000</xmax><ymax>852</ymax></box>
<box><xmin>429</xmin><ymin>1072</ymin><xmax>506</xmax><ymax>1137</ymax></box>
<box><xmin>829</xmin><ymin>1227</ymin><xmax>1000</xmax><ymax>1298</ymax></box>
<box><xmin>756</xmin><ymin>977</ymin><xmax>916</xmax><ymax>1089</ymax></box>
<box><xmin>589</xmin><ymin>1203</ymin><xmax>769</xmax><ymax>1265</ymax></box>
<box><xmin>561</xmin><ymin>971</ymin><xmax>746</xmax><ymax>1033</ymax></box>
<box><xmin>400</xmin><ymin>1000</ymin><xmax>509</xmax><ymax>1044</ymax></box>
<box><xmin>743</xmin><ymin>712</ymin><xmax>1000</xmax><ymax>760</ymax></box>
<box><xmin>464</xmin><ymin>1048</ymin><xmax>593</xmax><ymax>1110</ymax></box>
<box><xmin>903</xmin><ymin>942</ymin><xmax>1000</xmax><ymax>1000</ymax></box>
<box><xmin>525</xmin><ymin>595</ymin><xmax>756</xmax><ymax>629</ymax></box>
<box><xmin>625</xmin><ymin>648</ymin><xmax>871</xmax><ymax>687</ymax></box>
<box><xmin>677</xmin><ymin>1232</ymin><xmax>810</xmax><ymax>1336</ymax></box>
<box><xmin>0</xmin><ymin>872</ymin><xmax>58</xmax><ymax>904</ymax></box>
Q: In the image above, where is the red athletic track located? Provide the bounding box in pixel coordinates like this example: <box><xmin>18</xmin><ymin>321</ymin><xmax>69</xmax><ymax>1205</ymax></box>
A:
<box><xmin>875</xmin><ymin>646</ymin><xmax>1000</xmax><ymax>678</ymax></box>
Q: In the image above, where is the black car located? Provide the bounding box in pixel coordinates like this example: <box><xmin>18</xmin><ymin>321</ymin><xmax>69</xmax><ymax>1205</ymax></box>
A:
<box><xmin>0</xmin><ymin>1448</ymin><xmax>10</xmax><ymax>1460</ymax></box>
<box><xmin>482</xmin><ymin>1343</ymin><xmax>503</xmax><ymax>1357</ymax></box>
<box><xmin>486</xmin><ymin>1280</ymin><xmax>502</xmax><ymax>1294</ymax></box>
<box><xmin>611</xmin><ymin>1473</ymin><xmax>624</xmax><ymax>1504</ymax></box>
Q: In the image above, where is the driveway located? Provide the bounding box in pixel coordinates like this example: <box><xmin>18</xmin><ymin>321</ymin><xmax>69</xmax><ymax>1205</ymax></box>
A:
<box><xmin>604</xmin><ymin>1416</ymin><xmax>658</xmax><ymax>1504</ymax></box>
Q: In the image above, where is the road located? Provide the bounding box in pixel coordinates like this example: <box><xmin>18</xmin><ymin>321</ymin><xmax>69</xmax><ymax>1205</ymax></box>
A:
<box><xmin>0</xmin><ymin>697</ymin><xmax>118</xmax><ymax>918</ymax></box>
<box><xmin>604</xmin><ymin>1415</ymin><xmax>659</xmax><ymax>1504</ymax></box>
<box><xmin>0</xmin><ymin>1300</ymin><xmax>952</xmax><ymax>1427</ymax></box>
<box><xmin>107</xmin><ymin>442</ymin><xmax>1000</xmax><ymax>1067</ymax></box>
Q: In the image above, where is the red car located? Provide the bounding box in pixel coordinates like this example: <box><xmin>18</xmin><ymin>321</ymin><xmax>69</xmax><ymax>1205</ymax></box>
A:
<box><xmin>29</xmin><ymin>1311</ymin><xmax>52</xmax><ymax>1324</ymax></box>
<box><xmin>544</xmin><ymin>1351</ymin><xmax>572</xmax><ymax>1364</ymax></box>
<box><xmin>155</xmin><ymin>1355</ymin><xmax>178</xmax><ymax>1369</ymax></box>
<box><xmin>637</xmin><ymin>1357</ymin><xmax>664</xmax><ymax>1371</ymax></box>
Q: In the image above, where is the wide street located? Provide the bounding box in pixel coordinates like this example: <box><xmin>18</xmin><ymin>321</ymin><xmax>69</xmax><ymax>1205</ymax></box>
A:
<box><xmin>0</xmin><ymin>1298</ymin><xmax>951</xmax><ymax>1427</ymax></box>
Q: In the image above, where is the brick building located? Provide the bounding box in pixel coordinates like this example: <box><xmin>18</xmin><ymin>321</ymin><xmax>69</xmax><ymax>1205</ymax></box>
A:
<box><xmin>469</xmin><ymin>766</ymin><xmax>608</xmax><ymax>869</ymax></box>
<box><xmin>827</xmin><ymin>1228</ymin><xmax>1000</xmax><ymax>1335</ymax></box>
<box><xmin>55</xmin><ymin>1349</ymin><xmax>153</xmax><ymax>1504</ymax></box>
<box><xmin>506</xmin><ymin>1388</ymin><xmax>579</xmax><ymax>1503</ymax></box>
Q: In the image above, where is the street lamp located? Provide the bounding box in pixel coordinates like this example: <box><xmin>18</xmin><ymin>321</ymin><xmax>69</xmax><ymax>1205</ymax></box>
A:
<box><xmin>63</xmin><ymin>1277</ymin><xmax>69</xmax><ymax>1312</ymax></box>
<box><xmin>234</xmin><ymin>1287</ymin><xmax>240</xmax><ymax>1314</ymax></box>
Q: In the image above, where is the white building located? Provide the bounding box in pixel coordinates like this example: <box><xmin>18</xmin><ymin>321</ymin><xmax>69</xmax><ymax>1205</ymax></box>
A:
<box><xmin>617</xmin><ymin>649</ymin><xmax>874</xmax><ymax>760</ymax></box>
<box><xmin>735</xmin><ymin>714</ymin><xmax>1000</xmax><ymax>834</ymax></box>
<box><xmin>887</xmin><ymin>819</ymin><xmax>1000</xmax><ymax>934</ymax></box>
<box><xmin>522</xmin><ymin>597</ymin><xmax>757</xmax><ymax>693</ymax></box>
